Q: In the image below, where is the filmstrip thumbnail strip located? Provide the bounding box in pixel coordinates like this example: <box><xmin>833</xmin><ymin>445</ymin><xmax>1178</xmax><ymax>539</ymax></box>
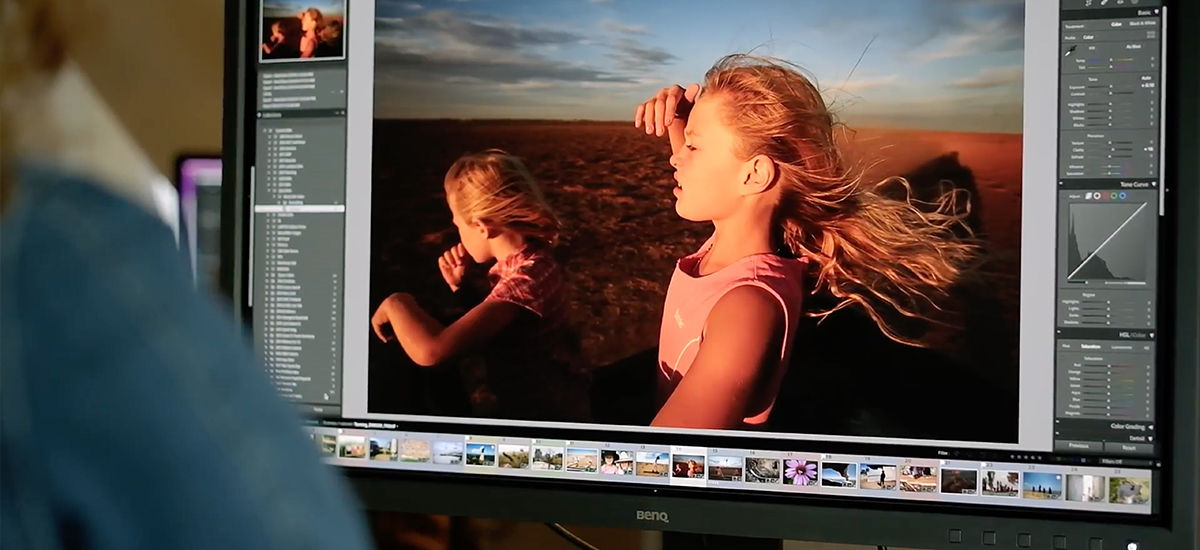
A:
<box><xmin>311</xmin><ymin>429</ymin><xmax>1152</xmax><ymax>513</ymax></box>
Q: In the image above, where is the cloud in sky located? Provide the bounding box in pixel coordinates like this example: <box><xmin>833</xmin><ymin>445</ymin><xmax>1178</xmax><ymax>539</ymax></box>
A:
<box><xmin>377</xmin><ymin>11</ymin><xmax>579</xmax><ymax>51</ymax></box>
<box><xmin>610</xmin><ymin>39</ymin><xmax>678</xmax><ymax>69</ymax></box>
<box><xmin>911</xmin><ymin>16</ymin><xmax>1023</xmax><ymax>64</ymax></box>
<box><xmin>374</xmin><ymin>11</ymin><xmax>642</xmax><ymax>87</ymax></box>
<box><xmin>373</xmin><ymin>0</ymin><xmax>1025</xmax><ymax>132</ymax></box>
<box><xmin>375</xmin><ymin>48</ymin><xmax>636</xmax><ymax>85</ymax></box>
<box><xmin>833</xmin><ymin>74</ymin><xmax>901</xmax><ymax>95</ymax></box>
<box><xmin>599</xmin><ymin>19</ymin><xmax>647</xmax><ymax>36</ymax></box>
<box><xmin>950</xmin><ymin>66</ymin><xmax>1023</xmax><ymax>89</ymax></box>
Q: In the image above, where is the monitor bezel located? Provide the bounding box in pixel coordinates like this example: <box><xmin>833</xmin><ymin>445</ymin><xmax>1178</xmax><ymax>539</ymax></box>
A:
<box><xmin>220</xmin><ymin>0</ymin><xmax>1199</xmax><ymax>547</ymax></box>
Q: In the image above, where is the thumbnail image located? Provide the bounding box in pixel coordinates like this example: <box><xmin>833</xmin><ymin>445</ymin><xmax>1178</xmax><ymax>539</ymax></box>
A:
<box><xmin>566</xmin><ymin>448</ymin><xmax>599</xmax><ymax>473</ymax></box>
<box><xmin>672</xmin><ymin>454</ymin><xmax>706</xmax><ymax>479</ymax></box>
<box><xmin>859</xmin><ymin>464</ymin><xmax>898</xmax><ymax>490</ymax></box>
<box><xmin>783</xmin><ymin>459</ymin><xmax>817</xmax><ymax>486</ymax></box>
<box><xmin>499</xmin><ymin>444</ymin><xmax>531</xmax><ymax>469</ymax></box>
<box><xmin>319</xmin><ymin>434</ymin><xmax>337</xmax><ymax>455</ymax></box>
<box><xmin>707</xmin><ymin>456</ymin><xmax>744</xmax><ymax>482</ymax></box>
<box><xmin>599</xmin><ymin>450</ymin><xmax>634</xmax><ymax>475</ymax></box>
<box><xmin>532</xmin><ymin>446</ymin><xmax>564</xmax><ymax>470</ymax></box>
<box><xmin>821</xmin><ymin>462</ymin><xmax>858</xmax><ymax>488</ymax></box>
<box><xmin>981</xmin><ymin>470</ymin><xmax>1020</xmax><ymax>497</ymax></box>
<box><xmin>940</xmin><ymin>468</ymin><xmax>979</xmax><ymax>495</ymax></box>
<box><xmin>635</xmin><ymin>452</ymin><xmax>670</xmax><ymax>477</ymax></box>
<box><xmin>399</xmin><ymin>439</ymin><xmax>432</xmax><ymax>463</ymax></box>
<box><xmin>369</xmin><ymin>437</ymin><xmax>398</xmax><ymax>461</ymax></box>
<box><xmin>337</xmin><ymin>435</ymin><xmax>366</xmax><ymax>459</ymax></box>
<box><xmin>1066</xmin><ymin>474</ymin><xmax>1106</xmax><ymax>503</ymax></box>
<box><xmin>899</xmin><ymin>465</ymin><xmax>939</xmax><ymax>493</ymax></box>
<box><xmin>465</xmin><ymin>443</ymin><xmax>497</xmax><ymax>466</ymax></box>
<box><xmin>1109</xmin><ymin>477</ymin><xmax>1151</xmax><ymax>505</ymax></box>
<box><xmin>260</xmin><ymin>0</ymin><xmax>345</xmax><ymax>62</ymax></box>
<box><xmin>432</xmin><ymin>441</ymin><xmax>464</xmax><ymax>465</ymax></box>
<box><xmin>745</xmin><ymin>457</ymin><xmax>782</xmax><ymax>484</ymax></box>
<box><xmin>1022</xmin><ymin>472</ymin><xmax>1064</xmax><ymax>500</ymax></box>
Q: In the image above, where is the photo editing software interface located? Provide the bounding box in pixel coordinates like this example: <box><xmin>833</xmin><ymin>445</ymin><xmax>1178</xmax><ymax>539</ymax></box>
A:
<box><xmin>245</xmin><ymin>0</ymin><xmax>1171</xmax><ymax>516</ymax></box>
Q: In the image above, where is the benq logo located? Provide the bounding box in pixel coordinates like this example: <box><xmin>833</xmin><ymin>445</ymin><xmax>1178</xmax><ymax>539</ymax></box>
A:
<box><xmin>636</xmin><ymin>511</ymin><xmax>670</xmax><ymax>524</ymax></box>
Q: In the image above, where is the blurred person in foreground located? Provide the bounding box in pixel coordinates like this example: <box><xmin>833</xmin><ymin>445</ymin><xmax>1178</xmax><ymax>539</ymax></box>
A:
<box><xmin>0</xmin><ymin>2</ymin><xmax>371</xmax><ymax>549</ymax></box>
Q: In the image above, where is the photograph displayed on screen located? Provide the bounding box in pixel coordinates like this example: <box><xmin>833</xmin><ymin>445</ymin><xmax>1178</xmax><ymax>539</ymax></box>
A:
<box><xmin>433</xmin><ymin>441</ymin><xmax>464</xmax><ymax>465</ymax></box>
<box><xmin>465</xmin><ymin>443</ymin><xmax>496</xmax><ymax>466</ymax></box>
<box><xmin>566</xmin><ymin>448</ymin><xmax>600</xmax><ymax>473</ymax></box>
<box><xmin>821</xmin><ymin>462</ymin><xmax>859</xmax><ymax>488</ymax></box>
<box><xmin>338</xmin><ymin>435</ymin><xmax>366</xmax><ymax>459</ymax></box>
<box><xmin>746</xmin><ymin>458</ymin><xmax>783</xmax><ymax>484</ymax></box>
<box><xmin>783</xmin><ymin>459</ymin><xmax>818</xmax><ymax>486</ymax></box>
<box><xmin>708</xmin><ymin>456</ymin><xmax>744</xmax><ymax>482</ymax></box>
<box><xmin>499</xmin><ymin>444</ymin><xmax>531</xmax><ymax>469</ymax></box>
<box><xmin>941</xmin><ymin>468</ymin><xmax>979</xmax><ymax>495</ymax></box>
<box><xmin>1109</xmin><ymin>477</ymin><xmax>1151</xmax><ymax>505</ymax></box>
<box><xmin>672</xmin><ymin>454</ymin><xmax>706</xmax><ymax>479</ymax></box>
<box><xmin>636</xmin><ymin>452</ymin><xmax>670</xmax><ymax>478</ymax></box>
<box><xmin>318</xmin><ymin>434</ymin><xmax>337</xmax><ymax>456</ymax></box>
<box><xmin>1023</xmin><ymin>472</ymin><xmax>1064</xmax><ymax>501</ymax></box>
<box><xmin>260</xmin><ymin>0</ymin><xmax>345</xmax><ymax>62</ymax></box>
<box><xmin>399</xmin><ymin>439</ymin><xmax>432</xmax><ymax>463</ymax></box>
<box><xmin>860</xmin><ymin>464</ymin><xmax>898</xmax><ymax>490</ymax></box>
<box><xmin>532</xmin><ymin>446</ymin><xmax>564</xmax><ymax>471</ymax></box>
<box><xmin>981</xmin><ymin>470</ymin><xmax>1021</xmax><ymax>497</ymax></box>
<box><xmin>366</xmin><ymin>0</ymin><xmax>1023</xmax><ymax>443</ymax></box>
<box><xmin>899</xmin><ymin>465</ymin><xmax>938</xmax><ymax>493</ymax></box>
<box><xmin>369</xmin><ymin>437</ymin><xmax>397</xmax><ymax>461</ymax></box>
<box><xmin>1066</xmin><ymin>474</ymin><xmax>1106</xmax><ymax>503</ymax></box>
<box><xmin>598</xmin><ymin>450</ymin><xmax>633</xmax><ymax>475</ymax></box>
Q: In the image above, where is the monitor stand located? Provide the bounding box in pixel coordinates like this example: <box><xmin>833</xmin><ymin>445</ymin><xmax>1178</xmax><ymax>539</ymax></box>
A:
<box><xmin>662</xmin><ymin>530</ymin><xmax>784</xmax><ymax>549</ymax></box>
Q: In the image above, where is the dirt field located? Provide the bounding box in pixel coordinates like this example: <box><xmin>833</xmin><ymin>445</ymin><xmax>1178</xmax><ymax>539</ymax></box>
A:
<box><xmin>368</xmin><ymin>120</ymin><xmax>1023</xmax><ymax>437</ymax></box>
<box><xmin>370</xmin><ymin>120</ymin><xmax>1021</xmax><ymax>362</ymax></box>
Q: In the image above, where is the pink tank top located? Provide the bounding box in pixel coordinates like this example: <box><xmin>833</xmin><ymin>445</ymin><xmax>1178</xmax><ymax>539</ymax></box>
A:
<box><xmin>658</xmin><ymin>238</ymin><xmax>808</xmax><ymax>425</ymax></box>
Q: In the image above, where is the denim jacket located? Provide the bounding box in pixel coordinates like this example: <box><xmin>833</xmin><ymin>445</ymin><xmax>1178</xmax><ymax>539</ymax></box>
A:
<box><xmin>1</xmin><ymin>167</ymin><xmax>371</xmax><ymax>550</ymax></box>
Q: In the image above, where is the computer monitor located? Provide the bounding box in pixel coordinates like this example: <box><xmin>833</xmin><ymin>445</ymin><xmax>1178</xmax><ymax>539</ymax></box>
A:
<box><xmin>220</xmin><ymin>0</ymin><xmax>1198</xmax><ymax>548</ymax></box>
<box><xmin>177</xmin><ymin>155</ymin><xmax>224</xmax><ymax>292</ymax></box>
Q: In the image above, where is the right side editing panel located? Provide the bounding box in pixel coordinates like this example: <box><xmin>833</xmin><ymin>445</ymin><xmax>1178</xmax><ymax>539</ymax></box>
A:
<box><xmin>1054</xmin><ymin>0</ymin><xmax>1165</xmax><ymax>462</ymax></box>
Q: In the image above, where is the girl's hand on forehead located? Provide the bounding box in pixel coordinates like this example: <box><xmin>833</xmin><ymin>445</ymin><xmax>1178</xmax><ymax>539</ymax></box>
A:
<box><xmin>634</xmin><ymin>83</ymin><xmax>701</xmax><ymax>137</ymax></box>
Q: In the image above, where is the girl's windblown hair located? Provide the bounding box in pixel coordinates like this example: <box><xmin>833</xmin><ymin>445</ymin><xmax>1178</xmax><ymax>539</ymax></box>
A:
<box><xmin>703</xmin><ymin>54</ymin><xmax>981</xmax><ymax>346</ymax></box>
<box><xmin>443</xmin><ymin>149</ymin><xmax>562</xmax><ymax>246</ymax></box>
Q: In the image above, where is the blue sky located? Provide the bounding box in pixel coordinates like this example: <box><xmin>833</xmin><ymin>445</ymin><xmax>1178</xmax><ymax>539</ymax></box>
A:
<box><xmin>373</xmin><ymin>0</ymin><xmax>1023</xmax><ymax>132</ymax></box>
<box><xmin>1023</xmin><ymin>473</ymin><xmax>1063</xmax><ymax>491</ymax></box>
<box><xmin>859</xmin><ymin>463</ymin><xmax>896</xmax><ymax>474</ymax></box>
<box><xmin>434</xmin><ymin>441</ymin><xmax>463</xmax><ymax>453</ymax></box>
<box><xmin>708</xmin><ymin>456</ymin><xmax>742</xmax><ymax>468</ymax></box>
<box><xmin>466</xmin><ymin>443</ymin><xmax>495</xmax><ymax>455</ymax></box>
<box><xmin>264</xmin><ymin>1</ymin><xmax>344</xmax><ymax>18</ymax></box>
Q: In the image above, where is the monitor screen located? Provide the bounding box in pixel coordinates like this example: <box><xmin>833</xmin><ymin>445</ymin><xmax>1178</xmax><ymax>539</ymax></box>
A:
<box><xmin>231</xmin><ymin>0</ymin><xmax>1188</xmax><ymax>535</ymax></box>
<box><xmin>178</xmin><ymin>156</ymin><xmax>224</xmax><ymax>291</ymax></box>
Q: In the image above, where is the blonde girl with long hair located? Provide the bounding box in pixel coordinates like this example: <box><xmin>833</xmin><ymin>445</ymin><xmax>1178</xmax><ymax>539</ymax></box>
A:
<box><xmin>635</xmin><ymin>54</ymin><xmax>978</xmax><ymax>430</ymax></box>
<box><xmin>298</xmin><ymin>8</ymin><xmax>323</xmax><ymax>58</ymax></box>
<box><xmin>371</xmin><ymin>149</ymin><xmax>588</xmax><ymax>421</ymax></box>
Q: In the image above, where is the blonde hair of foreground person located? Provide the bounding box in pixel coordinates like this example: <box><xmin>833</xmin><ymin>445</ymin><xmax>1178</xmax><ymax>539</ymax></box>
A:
<box><xmin>1</xmin><ymin>0</ymin><xmax>163</xmax><ymax>215</ymax></box>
